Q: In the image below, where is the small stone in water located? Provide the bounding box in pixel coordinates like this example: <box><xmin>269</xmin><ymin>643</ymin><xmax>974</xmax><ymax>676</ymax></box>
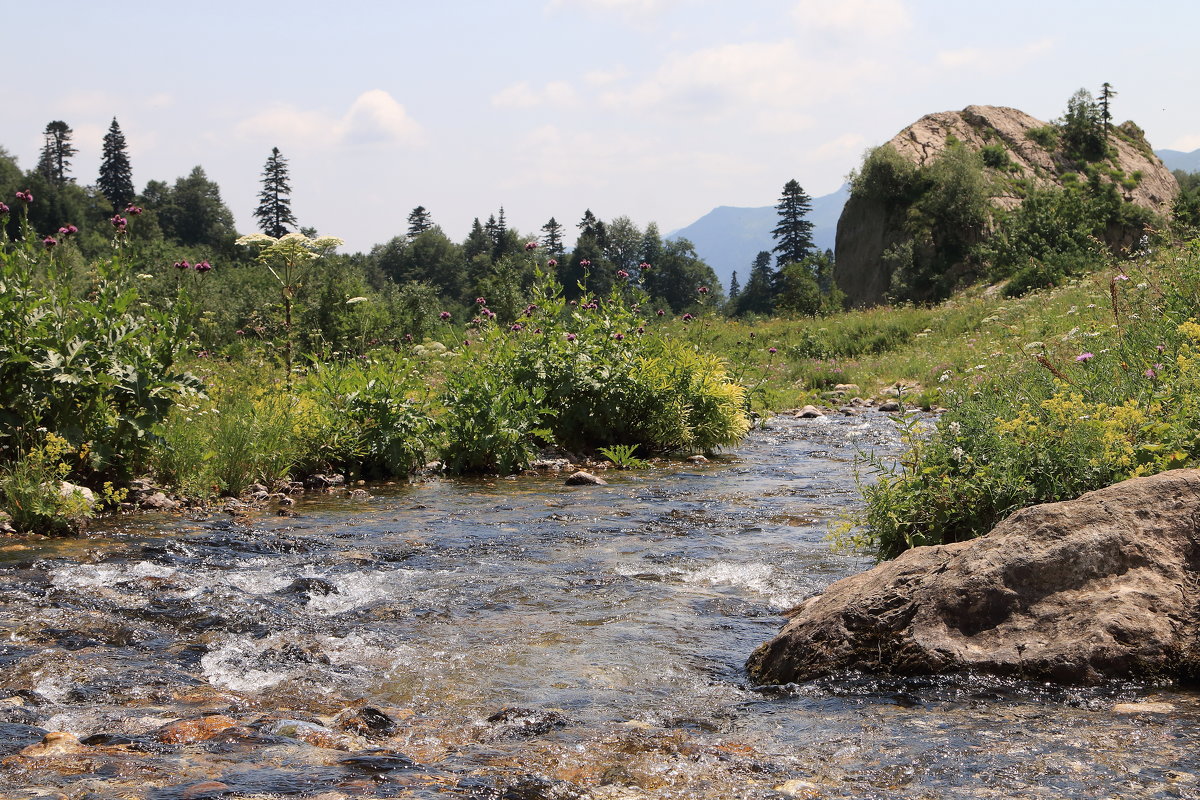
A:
<box><xmin>1113</xmin><ymin>701</ymin><xmax>1176</xmax><ymax>714</ymax></box>
<box><xmin>340</xmin><ymin>706</ymin><xmax>398</xmax><ymax>738</ymax></box>
<box><xmin>158</xmin><ymin>714</ymin><xmax>239</xmax><ymax>744</ymax></box>
<box><xmin>565</xmin><ymin>471</ymin><xmax>607</xmax><ymax>486</ymax></box>
<box><xmin>19</xmin><ymin>730</ymin><xmax>85</xmax><ymax>757</ymax></box>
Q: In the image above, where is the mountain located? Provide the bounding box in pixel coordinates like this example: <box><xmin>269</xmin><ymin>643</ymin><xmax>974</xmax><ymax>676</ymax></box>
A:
<box><xmin>1156</xmin><ymin>148</ymin><xmax>1200</xmax><ymax>173</ymax></box>
<box><xmin>667</xmin><ymin>183</ymin><xmax>849</xmax><ymax>294</ymax></box>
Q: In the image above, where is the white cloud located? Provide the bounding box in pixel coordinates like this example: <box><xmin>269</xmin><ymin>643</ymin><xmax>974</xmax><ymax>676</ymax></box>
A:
<box><xmin>235</xmin><ymin>90</ymin><xmax>423</xmax><ymax>149</ymax></box>
<box><xmin>935</xmin><ymin>38</ymin><xmax>1053</xmax><ymax>71</ymax></box>
<box><xmin>1167</xmin><ymin>134</ymin><xmax>1200</xmax><ymax>152</ymax></box>
<box><xmin>792</xmin><ymin>0</ymin><xmax>912</xmax><ymax>39</ymax></box>
<box><xmin>811</xmin><ymin>132</ymin><xmax>868</xmax><ymax>160</ymax></box>
<box><xmin>492</xmin><ymin>80</ymin><xmax>578</xmax><ymax>110</ymax></box>
<box><xmin>598</xmin><ymin>41</ymin><xmax>884</xmax><ymax>131</ymax></box>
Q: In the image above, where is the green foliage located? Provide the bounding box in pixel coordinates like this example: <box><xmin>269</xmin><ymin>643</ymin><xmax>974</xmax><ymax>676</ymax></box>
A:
<box><xmin>598</xmin><ymin>443</ymin><xmax>649</xmax><ymax>469</ymax></box>
<box><xmin>0</xmin><ymin>433</ymin><xmax>96</xmax><ymax>535</ymax></box>
<box><xmin>854</xmin><ymin>244</ymin><xmax>1200</xmax><ymax>559</ymax></box>
<box><xmin>254</xmin><ymin>147</ymin><xmax>297</xmax><ymax>239</ymax></box>
<box><xmin>771</xmin><ymin>179</ymin><xmax>815</xmax><ymax>267</ymax></box>
<box><xmin>98</xmin><ymin>118</ymin><xmax>134</xmax><ymax>211</ymax></box>
<box><xmin>979</xmin><ymin>143</ymin><xmax>1016</xmax><ymax>172</ymax></box>
<box><xmin>1058</xmin><ymin>88</ymin><xmax>1107</xmax><ymax>162</ymax></box>
<box><xmin>1024</xmin><ymin>125</ymin><xmax>1059</xmax><ymax>151</ymax></box>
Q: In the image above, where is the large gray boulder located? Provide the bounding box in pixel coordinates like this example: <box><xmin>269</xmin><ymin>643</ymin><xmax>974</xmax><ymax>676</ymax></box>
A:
<box><xmin>747</xmin><ymin>469</ymin><xmax>1200</xmax><ymax>685</ymax></box>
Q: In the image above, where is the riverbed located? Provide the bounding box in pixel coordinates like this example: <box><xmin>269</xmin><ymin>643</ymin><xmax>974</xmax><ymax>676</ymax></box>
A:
<box><xmin>1</xmin><ymin>413</ymin><xmax>1197</xmax><ymax>799</ymax></box>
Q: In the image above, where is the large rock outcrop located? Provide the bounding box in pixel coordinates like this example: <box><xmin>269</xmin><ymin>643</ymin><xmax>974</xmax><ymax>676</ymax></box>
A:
<box><xmin>747</xmin><ymin>469</ymin><xmax>1200</xmax><ymax>685</ymax></box>
<box><xmin>835</xmin><ymin>104</ymin><xmax>1179</xmax><ymax>306</ymax></box>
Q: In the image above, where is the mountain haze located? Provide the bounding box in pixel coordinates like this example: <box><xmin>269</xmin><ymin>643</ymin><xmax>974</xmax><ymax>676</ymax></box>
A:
<box><xmin>667</xmin><ymin>184</ymin><xmax>849</xmax><ymax>294</ymax></box>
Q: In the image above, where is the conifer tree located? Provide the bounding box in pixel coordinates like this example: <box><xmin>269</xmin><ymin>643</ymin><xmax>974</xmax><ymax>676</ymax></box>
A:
<box><xmin>407</xmin><ymin>206</ymin><xmax>432</xmax><ymax>237</ymax></box>
<box><xmin>1098</xmin><ymin>82</ymin><xmax>1118</xmax><ymax>135</ymax></box>
<box><xmin>254</xmin><ymin>146</ymin><xmax>297</xmax><ymax>238</ymax></box>
<box><xmin>728</xmin><ymin>270</ymin><xmax>741</xmax><ymax>304</ymax></box>
<box><xmin>98</xmin><ymin>117</ymin><xmax>135</xmax><ymax>211</ymax></box>
<box><xmin>541</xmin><ymin>217</ymin><xmax>565</xmax><ymax>259</ymax></box>
<box><xmin>771</xmin><ymin>179</ymin><xmax>814</xmax><ymax>267</ymax></box>
<box><xmin>36</xmin><ymin>121</ymin><xmax>77</xmax><ymax>185</ymax></box>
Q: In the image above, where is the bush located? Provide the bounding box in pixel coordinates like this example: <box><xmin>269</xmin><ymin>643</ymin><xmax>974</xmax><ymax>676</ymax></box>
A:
<box><xmin>854</xmin><ymin>244</ymin><xmax>1200</xmax><ymax>559</ymax></box>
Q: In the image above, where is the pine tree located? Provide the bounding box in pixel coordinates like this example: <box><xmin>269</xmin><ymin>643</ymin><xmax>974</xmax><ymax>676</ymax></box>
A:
<box><xmin>36</xmin><ymin>121</ymin><xmax>77</xmax><ymax>185</ymax></box>
<box><xmin>254</xmin><ymin>147</ymin><xmax>297</xmax><ymax>238</ymax></box>
<box><xmin>541</xmin><ymin>217</ymin><xmax>565</xmax><ymax>258</ymax></box>
<box><xmin>97</xmin><ymin>117</ymin><xmax>135</xmax><ymax>211</ymax></box>
<box><xmin>728</xmin><ymin>271</ymin><xmax>741</xmax><ymax>304</ymax></box>
<box><xmin>407</xmin><ymin>206</ymin><xmax>432</xmax><ymax>237</ymax></box>
<box><xmin>1099</xmin><ymin>82</ymin><xmax>1118</xmax><ymax>135</ymax></box>
<box><xmin>736</xmin><ymin>251</ymin><xmax>775</xmax><ymax>316</ymax></box>
<box><xmin>771</xmin><ymin>179</ymin><xmax>814</xmax><ymax>267</ymax></box>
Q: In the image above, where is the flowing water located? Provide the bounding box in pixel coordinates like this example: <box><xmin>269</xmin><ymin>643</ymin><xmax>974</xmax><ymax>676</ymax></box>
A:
<box><xmin>1</xmin><ymin>414</ymin><xmax>1198</xmax><ymax>799</ymax></box>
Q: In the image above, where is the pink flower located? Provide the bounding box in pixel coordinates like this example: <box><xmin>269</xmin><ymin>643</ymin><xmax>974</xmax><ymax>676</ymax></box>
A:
<box><xmin>613</xmin><ymin>332</ymin><xmax>624</xmax><ymax>340</ymax></box>
<box><xmin>510</xmin><ymin>323</ymin><xmax>524</xmax><ymax>332</ymax></box>
<box><xmin>682</xmin><ymin>313</ymin><xmax>693</xmax><ymax>321</ymax></box>
<box><xmin>125</xmin><ymin>204</ymin><xmax>143</xmax><ymax>215</ymax></box>
<box><xmin>565</xmin><ymin>333</ymin><xmax>577</xmax><ymax>342</ymax></box>
<box><xmin>110</xmin><ymin>214</ymin><xmax>127</xmax><ymax>231</ymax></box>
<box><xmin>637</xmin><ymin>326</ymin><xmax>644</xmax><ymax>334</ymax></box>
<box><xmin>1075</xmin><ymin>352</ymin><xmax>1094</xmax><ymax>363</ymax></box>
<box><xmin>656</xmin><ymin>309</ymin><xmax>665</xmax><ymax>316</ymax></box>
<box><xmin>639</xmin><ymin>262</ymin><xmax>650</xmax><ymax>270</ymax></box>
<box><xmin>547</xmin><ymin>259</ymin><xmax>557</xmax><ymax>268</ymax></box>
<box><xmin>464</xmin><ymin>339</ymin><xmax>472</xmax><ymax>346</ymax></box>
<box><xmin>1114</xmin><ymin>273</ymin><xmax>1130</xmax><ymax>281</ymax></box>
<box><xmin>580</xmin><ymin>259</ymin><xmax>591</xmax><ymax>268</ymax></box>
<box><xmin>476</xmin><ymin>297</ymin><xmax>487</xmax><ymax>305</ymax></box>
<box><xmin>525</xmin><ymin>241</ymin><xmax>538</xmax><ymax>251</ymax></box>
<box><xmin>15</xmin><ymin>190</ymin><xmax>32</xmax><ymax>203</ymax></box>
<box><xmin>42</xmin><ymin>236</ymin><xmax>57</xmax><ymax>248</ymax></box>
<box><xmin>174</xmin><ymin>260</ymin><xmax>190</xmax><ymax>270</ymax></box>
<box><xmin>58</xmin><ymin>225</ymin><xmax>78</xmax><ymax>236</ymax></box>
<box><xmin>194</xmin><ymin>260</ymin><xmax>212</xmax><ymax>272</ymax></box>
<box><xmin>768</xmin><ymin>347</ymin><xmax>777</xmax><ymax>354</ymax></box>
<box><xmin>439</xmin><ymin>311</ymin><xmax>451</xmax><ymax>321</ymax></box>
<box><xmin>0</xmin><ymin>202</ymin><xmax>8</xmax><ymax>215</ymax></box>
<box><xmin>1156</xmin><ymin>344</ymin><xmax>1166</xmax><ymax>353</ymax></box>
<box><xmin>617</xmin><ymin>270</ymin><xmax>629</xmax><ymax>279</ymax></box>
<box><xmin>698</xmin><ymin>286</ymin><xmax>709</xmax><ymax>294</ymax></box>
<box><xmin>1144</xmin><ymin>368</ymin><xmax>1156</xmax><ymax>379</ymax></box>
<box><xmin>236</xmin><ymin>329</ymin><xmax>245</xmax><ymax>336</ymax></box>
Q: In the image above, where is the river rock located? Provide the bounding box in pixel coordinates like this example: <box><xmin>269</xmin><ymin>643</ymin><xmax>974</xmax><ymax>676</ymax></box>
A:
<box><xmin>157</xmin><ymin>714</ymin><xmax>240</xmax><ymax>744</ymax></box>
<box><xmin>565</xmin><ymin>471</ymin><xmax>607</xmax><ymax>486</ymax></box>
<box><xmin>747</xmin><ymin>469</ymin><xmax>1200</xmax><ymax>685</ymax></box>
<box><xmin>795</xmin><ymin>405</ymin><xmax>825</xmax><ymax>419</ymax></box>
<box><xmin>877</xmin><ymin>400</ymin><xmax>901</xmax><ymax>412</ymax></box>
<box><xmin>19</xmin><ymin>731</ymin><xmax>87</xmax><ymax>758</ymax></box>
<box><xmin>139</xmin><ymin>491</ymin><xmax>179</xmax><ymax>511</ymax></box>
<box><xmin>58</xmin><ymin>481</ymin><xmax>96</xmax><ymax>509</ymax></box>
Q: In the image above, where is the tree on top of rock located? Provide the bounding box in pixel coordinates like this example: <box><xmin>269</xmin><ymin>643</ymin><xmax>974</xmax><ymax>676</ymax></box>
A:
<box><xmin>1098</xmin><ymin>82</ymin><xmax>1118</xmax><ymax>136</ymax></box>
<box><xmin>771</xmin><ymin>179</ymin><xmax>814</xmax><ymax>267</ymax></box>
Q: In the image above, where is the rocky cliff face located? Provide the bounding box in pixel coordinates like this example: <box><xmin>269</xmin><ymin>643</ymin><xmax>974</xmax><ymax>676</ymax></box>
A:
<box><xmin>834</xmin><ymin>105</ymin><xmax>1179</xmax><ymax>306</ymax></box>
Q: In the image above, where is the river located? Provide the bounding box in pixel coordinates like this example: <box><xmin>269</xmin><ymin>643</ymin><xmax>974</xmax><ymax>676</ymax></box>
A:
<box><xmin>1</xmin><ymin>413</ymin><xmax>1197</xmax><ymax>799</ymax></box>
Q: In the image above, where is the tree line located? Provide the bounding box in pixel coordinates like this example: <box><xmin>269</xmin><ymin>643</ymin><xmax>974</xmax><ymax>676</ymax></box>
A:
<box><xmin>2</xmin><ymin>117</ymin><xmax>838</xmax><ymax>324</ymax></box>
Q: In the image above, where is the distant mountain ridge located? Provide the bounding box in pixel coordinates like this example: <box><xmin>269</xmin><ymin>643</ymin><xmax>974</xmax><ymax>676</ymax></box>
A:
<box><xmin>667</xmin><ymin>184</ymin><xmax>849</xmax><ymax>293</ymax></box>
<box><xmin>1156</xmin><ymin>148</ymin><xmax>1200</xmax><ymax>173</ymax></box>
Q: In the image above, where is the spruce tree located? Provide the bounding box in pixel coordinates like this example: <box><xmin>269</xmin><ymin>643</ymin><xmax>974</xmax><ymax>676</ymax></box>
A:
<box><xmin>771</xmin><ymin>179</ymin><xmax>814</xmax><ymax>267</ymax></box>
<box><xmin>541</xmin><ymin>217</ymin><xmax>565</xmax><ymax>258</ymax></box>
<box><xmin>728</xmin><ymin>271</ymin><xmax>741</xmax><ymax>304</ymax></box>
<box><xmin>36</xmin><ymin>121</ymin><xmax>76</xmax><ymax>185</ymax></box>
<box><xmin>254</xmin><ymin>146</ymin><xmax>297</xmax><ymax>238</ymax></box>
<box><xmin>407</xmin><ymin>206</ymin><xmax>432</xmax><ymax>237</ymax></box>
<box><xmin>98</xmin><ymin>117</ymin><xmax>135</xmax><ymax>211</ymax></box>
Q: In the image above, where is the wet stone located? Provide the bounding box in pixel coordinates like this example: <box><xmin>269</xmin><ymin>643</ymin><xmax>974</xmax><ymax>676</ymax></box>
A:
<box><xmin>157</xmin><ymin>714</ymin><xmax>239</xmax><ymax>744</ymax></box>
<box><xmin>485</xmin><ymin>708</ymin><xmax>570</xmax><ymax>739</ymax></box>
<box><xmin>338</xmin><ymin>706</ymin><xmax>398</xmax><ymax>738</ymax></box>
<box><xmin>339</xmin><ymin>749</ymin><xmax>422</xmax><ymax>773</ymax></box>
<box><xmin>0</xmin><ymin>723</ymin><xmax>49</xmax><ymax>756</ymax></box>
<box><xmin>565</xmin><ymin>471</ymin><xmax>607</xmax><ymax>486</ymax></box>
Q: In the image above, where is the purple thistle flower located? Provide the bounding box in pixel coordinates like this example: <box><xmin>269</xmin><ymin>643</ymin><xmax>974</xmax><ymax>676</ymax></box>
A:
<box><xmin>533</xmin><ymin>328</ymin><xmax>542</xmax><ymax>334</ymax></box>
<box><xmin>547</xmin><ymin>259</ymin><xmax>557</xmax><ymax>268</ymax></box>
<box><xmin>569</xmin><ymin>300</ymin><xmax>577</xmax><ymax>306</ymax></box>
<box><xmin>1114</xmin><ymin>273</ymin><xmax>1130</xmax><ymax>281</ymax></box>
<box><xmin>613</xmin><ymin>332</ymin><xmax>625</xmax><ymax>340</ymax></box>
<box><xmin>174</xmin><ymin>260</ymin><xmax>190</xmax><ymax>270</ymax></box>
<box><xmin>580</xmin><ymin>259</ymin><xmax>591</xmax><ymax>268</ymax></box>
<box><xmin>194</xmin><ymin>260</ymin><xmax>212</xmax><ymax>272</ymax></box>
<box><xmin>464</xmin><ymin>339</ymin><xmax>472</xmax><ymax>346</ymax></box>
<box><xmin>476</xmin><ymin>297</ymin><xmax>487</xmax><ymax>305</ymax></box>
<box><xmin>656</xmin><ymin>309</ymin><xmax>665</xmax><ymax>316</ymax></box>
<box><xmin>0</xmin><ymin>202</ymin><xmax>8</xmax><ymax>215</ymax></box>
<box><xmin>16</xmin><ymin>190</ymin><xmax>32</xmax><ymax>204</ymax></box>
<box><xmin>682</xmin><ymin>313</ymin><xmax>693</xmax><ymax>321</ymax></box>
<box><xmin>565</xmin><ymin>333</ymin><xmax>577</xmax><ymax>342</ymax></box>
<box><xmin>1156</xmin><ymin>344</ymin><xmax>1166</xmax><ymax>353</ymax></box>
<box><xmin>698</xmin><ymin>286</ymin><xmax>709</xmax><ymax>294</ymax></box>
<box><xmin>768</xmin><ymin>347</ymin><xmax>777</xmax><ymax>354</ymax></box>
<box><xmin>110</xmin><ymin>214</ymin><xmax>127</xmax><ymax>231</ymax></box>
<box><xmin>1145</xmin><ymin>368</ymin><xmax>1156</xmax><ymax>379</ymax></box>
<box><xmin>1075</xmin><ymin>352</ymin><xmax>1094</xmax><ymax>363</ymax></box>
<box><xmin>510</xmin><ymin>323</ymin><xmax>524</xmax><ymax>332</ymax></box>
<box><xmin>404</xmin><ymin>333</ymin><xmax>414</xmax><ymax>342</ymax></box>
<box><xmin>637</xmin><ymin>326</ymin><xmax>644</xmax><ymax>334</ymax></box>
<box><xmin>42</xmin><ymin>236</ymin><xmax>57</xmax><ymax>248</ymax></box>
<box><xmin>125</xmin><ymin>204</ymin><xmax>143</xmax><ymax>215</ymax></box>
<box><xmin>439</xmin><ymin>311</ymin><xmax>451</xmax><ymax>321</ymax></box>
<box><xmin>525</xmin><ymin>241</ymin><xmax>538</xmax><ymax>251</ymax></box>
<box><xmin>617</xmin><ymin>270</ymin><xmax>629</xmax><ymax>279</ymax></box>
<box><xmin>639</xmin><ymin>261</ymin><xmax>650</xmax><ymax>270</ymax></box>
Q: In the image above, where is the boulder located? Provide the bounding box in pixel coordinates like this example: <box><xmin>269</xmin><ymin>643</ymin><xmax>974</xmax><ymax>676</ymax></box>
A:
<box><xmin>747</xmin><ymin>469</ymin><xmax>1200</xmax><ymax>685</ymax></box>
<box><xmin>565</xmin><ymin>471</ymin><xmax>607</xmax><ymax>486</ymax></box>
<box><xmin>795</xmin><ymin>405</ymin><xmax>825</xmax><ymax>419</ymax></box>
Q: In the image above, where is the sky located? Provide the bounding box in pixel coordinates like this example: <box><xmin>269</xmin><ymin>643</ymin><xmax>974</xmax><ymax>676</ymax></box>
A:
<box><xmin>4</xmin><ymin>0</ymin><xmax>1198</xmax><ymax>254</ymax></box>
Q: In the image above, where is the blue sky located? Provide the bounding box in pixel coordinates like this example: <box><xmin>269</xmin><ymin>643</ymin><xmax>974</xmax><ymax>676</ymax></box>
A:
<box><xmin>3</xmin><ymin>0</ymin><xmax>1197</xmax><ymax>253</ymax></box>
